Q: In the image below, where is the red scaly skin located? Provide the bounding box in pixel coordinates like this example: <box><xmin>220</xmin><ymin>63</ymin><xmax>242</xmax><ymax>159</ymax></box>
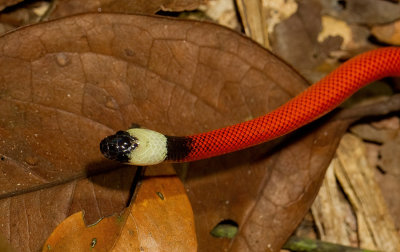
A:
<box><xmin>180</xmin><ymin>47</ymin><xmax>400</xmax><ymax>162</ymax></box>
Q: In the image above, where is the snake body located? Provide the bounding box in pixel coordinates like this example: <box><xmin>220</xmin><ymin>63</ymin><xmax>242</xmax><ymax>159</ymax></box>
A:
<box><xmin>100</xmin><ymin>47</ymin><xmax>400</xmax><ymax>165</ymax></box>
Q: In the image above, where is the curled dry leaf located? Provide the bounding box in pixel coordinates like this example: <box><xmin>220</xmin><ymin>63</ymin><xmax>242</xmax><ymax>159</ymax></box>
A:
<box><xmin>272</xmin><ymin>0</ymin><xmax>400</xmax><ymax>83</ymax></box>
<box><xmin>271</xmin><ymin>0</ymin><xmax>343</xmax><ymax>82</ymax></box>
<box><xmin>43</xmin><ymin>176</ymin><xmax>196</xmax><ymax>251</ymax></box>
<box><xmin>351</xmin><ymin>117</ymin><xmax>400</xmax><ymax>229</ymax></box>
<box><xmin>0</xmin><ymin>1</ymin><xmax>51</xmax><ymax>35</ymax></box>
<box><xmin>0</xmin><ymin>166</ymin><xmax>138</xmax><ymax>251</ymax></box>
<box><xmin>0</xmin><ymin>0</ymin><xmax>204</xmax><ymax>35</ymax></box>
<box><xmin>49</xmin><ymin>0</ymin><xmax>203</xmax><ymax>19</ymax></box>
<box><xmin>0</xmin><ymin>13</ymin><xmax>362</xmax><ymax>251</ymax></box>
<box><xmin>371</xmin><ymin>20</ymin><xmax>400</xmax><ymax>46</ymax></box>
<box><xmin>320</xmin><ymin>0</ymin><xmax>400</xmax><ymax>25</ymax></box>
<box><xmin>0</xmin><ymin>0</ymin><xmax>23</xmax><ymax>11</ymax></box>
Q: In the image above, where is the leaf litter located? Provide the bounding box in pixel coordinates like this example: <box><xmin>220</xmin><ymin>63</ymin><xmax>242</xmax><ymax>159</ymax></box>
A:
<box><xmin>0</xmin><ymin>0</ymin><xmax>400</xmax><ymax>251</ymax></box>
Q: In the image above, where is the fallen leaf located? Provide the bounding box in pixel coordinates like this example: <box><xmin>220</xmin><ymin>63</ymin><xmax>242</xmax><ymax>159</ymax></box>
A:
<box><xmin>271</xmin><ymin>0</ymin><xmax>343</xmax><ymax>82</ymax></box>
<box><xmin>236</xmin><ymin>0</ymin><xmax>298</xmax><ymax>49</ymax></box>
<box><xmin>376</xmin><ymin>133</ymin><xmax>400</xmax><ymax>230</ymax></box>
<box><xmin>335</xmin><ymin>134</ymin><xmax>400</xmax><ymax>251</ymax></box>
<box><xmin>0</xmin><ymin>1</ymin><xmax>204</xmax><ymax>37</ymax></box>
<box><xmin>0</xmin><ymin>12</ymin><xmax>310</xmax><ymax>251</ymax></box>
<box><xmin>0</xmin><ymin>0</ymin><xmax>23</xmax><ymax>12</ymax></box>
<box><xmin>271</xmin><ymin>0</ymin><xmax>400</xmax><ymax>84</ymax></box>
<box><xmin>0</xmin><ymin>1</ymin><xmax>51</xmax><ymax>34</ymax></box>
<box><xmin>49</xmin><ymin>0</ymin><xmax>203</xmax><ymax>19</ymax></box>
<box><xmin>317</xmin><ymin>16</ymin><xmax>352</xmax><ymax>48</ymax></box>
<box><xmin>185</xmin><ymin>119</ymin><xmax>353</xmax><ymax>251</ymax></box>
<box><xmin>311</xmin><ymin>161</ymin><xmax>357</xmax><ymax>247</ymax></box>
<box><xmin>0</xmin><ymin>166</ymin><xmax>137</xmax><ymax>251</ymax></box>
<box><xmin>0</xmin><ymin>12</ymin><xmax>397</xmax><ymax>252</ymax></box>
<box><xmin>199</xmin><ymin>0</ymin><xmax>240</xmax><ymax>31</ymax></box>
<box><xmin>371</xmin><ymin>20</ymin><xmax>400</xmax><ymax>46</ymax></box>
<box><xmin>43</xmin><ymin>176</ymin><xmax>196</xmax><ymax>251</ymax></box>
<box><xmin>320</xmin><ymin>0</ymin><xmax>400</xmax><ymax>25</ymax></box>
<box><xmin>346</xmin><ymin>116</ymin><xmax>400</xmax><ymax>232</ymax></box>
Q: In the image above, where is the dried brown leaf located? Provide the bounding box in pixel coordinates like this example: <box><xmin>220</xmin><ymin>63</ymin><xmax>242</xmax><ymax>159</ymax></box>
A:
<box><xmin>271</xmin><ymin>0</ymin><xmax>343</xmax><ymax>82</ymax></box>
<box><xmin>335</xmin><ymin>134</ymin><xmax>400</xmax><ymax>251</ymax></box>
<box><xmin>0</xmin><ymin>0</ymin><xmax>23</xmax><ymax>11</ymax></box>
<box><xmin>371</xmin><ymin>20</ymin><xmax>400</xmax><ymax>46</ymax></box>
<box><xmin>49</xmin><ymin>0</ymin><xmax>203</xmax><ymax>19</ymax></box>
<box><xmin>346</xmin><ymin>116</ymin><xmax>400</xmax><ymax>232</ymax></box>
<box><xmin>43</xmin><ymin>176</ymin><xmax>196</xmax><ymax>251</ymax></box>
<box><xmin>321</xmin><ymin>0</ymin><xmax>400</xmax><ymax>25</ymax></box>
<box><xmin>271</xmin><ymin>0</ymin><xmax>400</xmax><ymax>83</ymax></box>
<box><xmin>0</xmin><ymin>1</ymin><xmax>51</xmax><ymax>34</ymax></box>
<box><xmin>236</xmin><ymin>0</ymin><xmax>298</xmax><ymax>49</ymax></box>
<box><xmin>0</xmin><ymin>167</ymin><xmax>136</xmax><ymax>251</ymax></box>
<box><xmin>351</xmin><ymin>115</ymin><xmax>400</xmax><ymax>231</ymax></box>
<box><xmin>0</xmin><ymin>13</ymin><xmax>363</xmax><ymax>251</ymax></box>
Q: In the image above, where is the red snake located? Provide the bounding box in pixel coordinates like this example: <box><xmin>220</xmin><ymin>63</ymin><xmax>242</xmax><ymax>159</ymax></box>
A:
<box><xmin>100</xmin><ymin>47</ymin><xmax>400</xmax><ymax>166</ymax></box>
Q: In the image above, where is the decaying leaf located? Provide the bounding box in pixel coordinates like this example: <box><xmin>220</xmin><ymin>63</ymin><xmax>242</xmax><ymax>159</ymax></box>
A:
<box><xmin>43</xmin><ymin>176</ymin><xmax>196</xmax><ymax>251</ymax></box>
<box><xmin>335</xmin><ymin>134</ymin><xmax>400</xmax><ymax>251</ymax></box>
<box><xmin>312</xmin><ymin>131</ymin><xmax>400</xmax><ymax>251</ymax></box>
<box><xmin>198</xmin><ymin>0</ymin><xmax>240</xmax><ymax>31</ymax></box>
<box><xmin>0</xmin><ymin>166</ymin><xmax>137</xmax><ymax>251</ymax></box>
<box><xmin>236</xmin><ymin>0</ymin><xmax>298</xmax><ymax>49</ymax></box>
<box><xmin>311</xmin><ymin>161</ymin><xmax>357</xmax><ymax>247</ymax></box>
<box><xmin>49</xmin><ymin>0</ymin><xmax>203</xmax><ymax>19</ymax></box>
<box><xmin>317</xmin><ymin>16</ymin><xmax>352</xmax><ymax>48</ymax></box>
<box><xmin>351</xmin><ymin>117</ymin><xmax>400</xmax><ymax>230</ymax></box>
<box><xmin>270</xmin><ymin>0</ymin><xmax>400</xmax><ymax>84</ymax></box>
<box><xmin>0</xmin><ymin>0</ymin><xmax>204</xmax><ymax>36</ymax></box>
<box><xmin>0</xmin><ymin>11</ymin><xmax>397</xmax><ymax>252</ymax></box>
<box><xmin>320</xmin><ymin>0</ymin><xmax>400</xmax><ymax>25</ymax></box>
<box><xmin>371</xmin><ymin>20</ymin><xmax>400</xmax><ymax>46</ymax></box>
<box><xmin>0</xmin><ymin>12</ymin><xmax>315</xmax><ymax>251</ymax></box>
<box><xmin>271</xmin><ymin>0</ymin><xmax>343</xmax><ymax>82</ymax></box>
<box><xmin>0</xmin><ymin>0</ymin><xmax>23</xmax><ymax>12</ymax></box>
<box><xmin>0</xmin><ymin>12</ymin><xmax>308</xmax><ymax>251</ymax></box>
<box><xmin>0</xmin><ymin>1</ymin><xmax>51</xmax><ymax>34</ymax></box>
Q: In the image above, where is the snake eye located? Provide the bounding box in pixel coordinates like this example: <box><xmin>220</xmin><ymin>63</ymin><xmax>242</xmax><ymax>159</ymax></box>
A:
<box><xmin>100</xmin><ymin>132</ymin><xmax>138</xmax><ymax>162</ymax></box>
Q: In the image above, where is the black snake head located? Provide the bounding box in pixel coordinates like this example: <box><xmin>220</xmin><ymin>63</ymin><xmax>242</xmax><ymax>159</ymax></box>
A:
<box><xmin>100</xmin><ymin>131</ymin><xmax>138</xmax><ymax>162</ymax></box>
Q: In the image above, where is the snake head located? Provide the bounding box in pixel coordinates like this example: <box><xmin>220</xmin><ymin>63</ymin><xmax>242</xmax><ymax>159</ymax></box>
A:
<box><xmin>100</xmin><ymin>128</ymin><xmax>168</xmax><ymax>166</ymax></box>
<box><xmin>100</xmin><ymin>131</ymin><xmax>138</xmax><ymax>163</ymax></box>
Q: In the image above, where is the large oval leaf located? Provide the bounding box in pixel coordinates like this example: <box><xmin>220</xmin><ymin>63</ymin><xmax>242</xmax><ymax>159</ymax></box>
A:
<box><xmin>0</xmin><ymin>13</ymin><xmax>354</xmax><ymax>251</ymax></box>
